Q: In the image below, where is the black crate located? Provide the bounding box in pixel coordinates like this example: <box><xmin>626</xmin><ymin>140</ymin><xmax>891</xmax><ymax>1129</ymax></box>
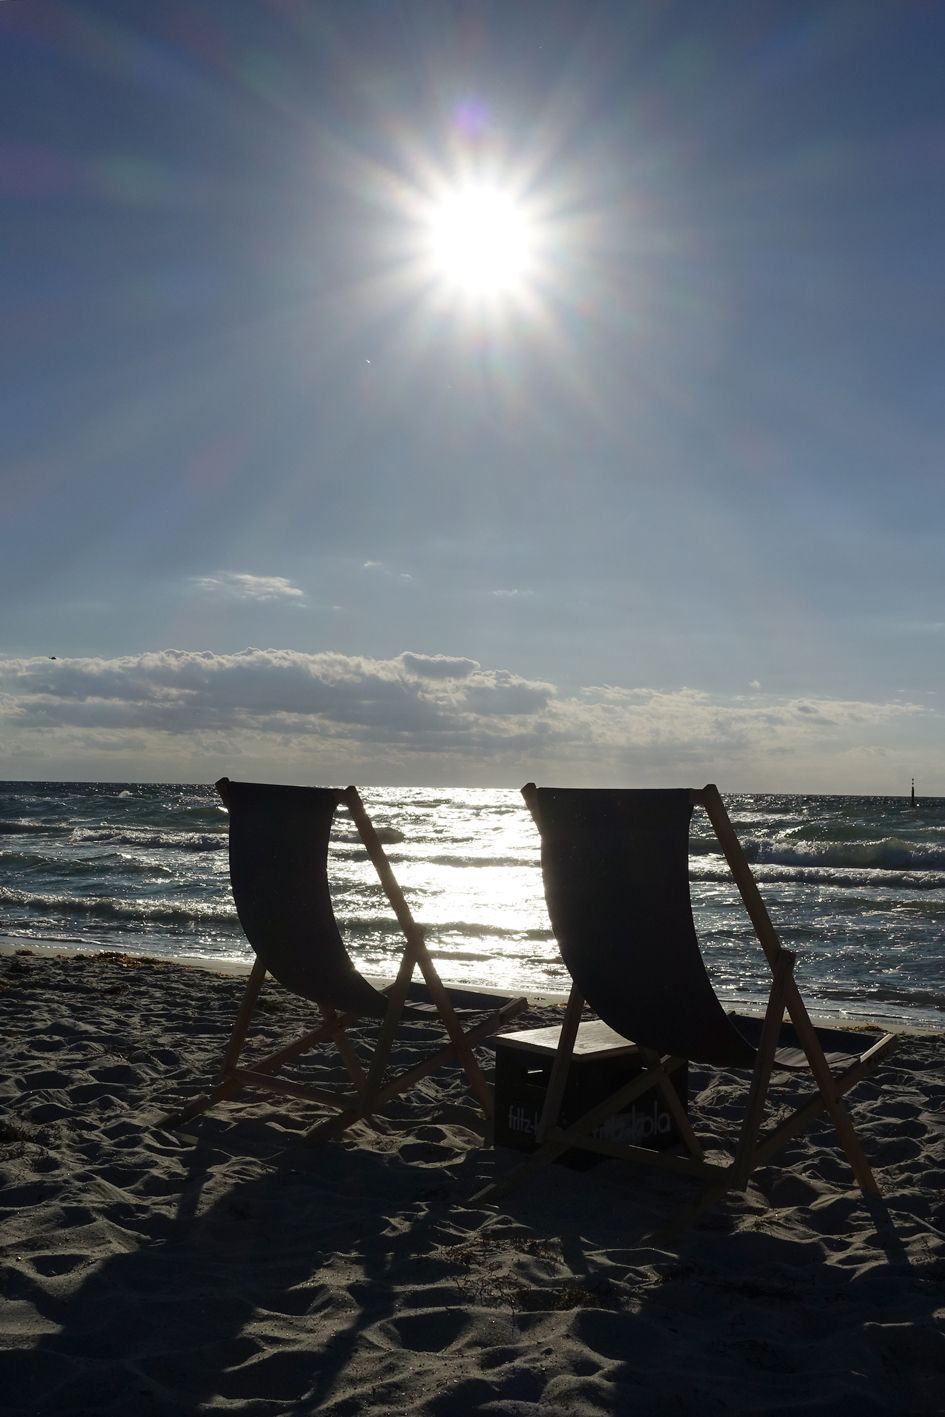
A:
<box><xmin>494</xmin><ymin>1020</ymin><xmax>688</xmax><ymax>1162</ymax></box>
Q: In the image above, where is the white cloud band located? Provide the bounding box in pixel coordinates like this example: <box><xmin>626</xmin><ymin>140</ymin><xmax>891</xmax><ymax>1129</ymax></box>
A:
<box><xmin>0</xmin><ymin>648</ymin><xmax>926</xmax><ymax>787</ymax></box>
<box><xmin>191</xmin><ymin>573</ymin><xmax>304</xmax><ymax>603</ymax></box>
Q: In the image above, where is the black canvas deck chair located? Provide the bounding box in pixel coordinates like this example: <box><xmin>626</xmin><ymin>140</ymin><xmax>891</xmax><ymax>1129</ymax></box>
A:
<box><xmin>476</xmin><ymin>784</ymin><xmax>898</xmax><ymax>1227</ymax></box>
<box><xmin>160</xmin><ymin>780</ymin><xmax>526</xmax><ymax>1142</ymax></box>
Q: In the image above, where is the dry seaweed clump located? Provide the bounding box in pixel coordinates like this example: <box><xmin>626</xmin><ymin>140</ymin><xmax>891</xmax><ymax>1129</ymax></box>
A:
<box><xmin>0</xmin><ymin>1116</ymin><xmax>37</xmax><ymax>1160</ymax></box>
<box><xmin>436</xmin><ymin>1232</ymin><xmax>619</xmax><ymax>1312</ymax></box>
<box><xmin>73</xmin><ymin>952</ymin><xmax>172</xmax><ymax>970</ymax></box>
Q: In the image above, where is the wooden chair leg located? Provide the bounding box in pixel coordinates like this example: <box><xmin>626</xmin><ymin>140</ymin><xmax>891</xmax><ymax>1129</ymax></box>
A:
<box><xmin>347</xmin><ymin>785</ymin><xmax>496</xmax><ymax>1117</ymax></box>
<box><xmin>221</xmin><ymin>957</ymin><xmax>267</xmax><ymax>1074</ymax></box>
<box><xmin>784</xmin><ymin>980</ymin><xmax>881</xmax><ymax>1192</ymax></box>
<box><xmin>157</xmin><ymin>995</ymin><xmax>358</xmax><ymax>1131</ymax></box>
<box><xmin>646</xmin><ymin>1053</ymin><xmax>704</xmax><ymax>1161</ymax></box>
<box><xmin>752</xmin><ymin>1032</ymin><xmax>897</xmax><ymax>1173</ymax></box>
<box><xmin>318</xmin><ymin>1005</ymin><xmax>368</xmax><ymax>1095</ymax></box>
<box><xmin>536</xmin><ymin>985</ymin><xmax>583</xmax><ymax>1142</ymax></box>
<box><xmin>155</xmin><ymin>959</ymin><xmax>268</xmax><ymax>1128</ymax></box>
<box><xmin>729</xmin><ymin>954</ymin><xmax>791</xmax><ymax>1190</ymax></box>
<box><xmin>703</xmin><ymin>787</ymin><xmax>882</xmax><ymax>1196</ymax></box>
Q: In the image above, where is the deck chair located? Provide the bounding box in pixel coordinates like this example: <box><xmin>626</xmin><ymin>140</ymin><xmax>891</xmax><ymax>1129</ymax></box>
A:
<box><xmin>159</xmin><ymin>779</ymin><xmax>526</xmax><ymax>1142</ymax></box>
<box><xmin>475</xmin><ymin>783</ymin><xmax>898</xmax><ymax>1228</ymax></box>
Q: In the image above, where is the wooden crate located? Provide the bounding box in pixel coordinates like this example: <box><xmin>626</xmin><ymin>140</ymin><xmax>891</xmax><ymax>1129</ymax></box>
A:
<box><xmin>494</xmin><ymin>1019</ymin><xmax>687</xmax><ymax>1159</ymax></box>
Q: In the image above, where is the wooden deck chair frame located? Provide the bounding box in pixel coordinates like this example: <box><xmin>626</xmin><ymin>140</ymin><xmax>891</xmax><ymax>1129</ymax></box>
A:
<box><xmin>475</xmin><ymin>783</ymin><xmax>898</xmax><ymax>1230</ymax></box>
<box><xmin>159</xmin><ymin>779</ymin><xmax>526</xmax><ymax>1143</ymax></box>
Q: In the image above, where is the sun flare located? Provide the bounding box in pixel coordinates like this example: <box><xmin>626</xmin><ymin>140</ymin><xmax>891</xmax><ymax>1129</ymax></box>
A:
<box><xmin>424</xmin><ymin>182</ymin><xmax>535</xmax><ymax>300</ymax></box>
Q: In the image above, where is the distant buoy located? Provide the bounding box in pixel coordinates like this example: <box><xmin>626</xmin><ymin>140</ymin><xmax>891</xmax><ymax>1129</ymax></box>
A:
<box><xmin>911</xmin><ymin>777</ymin><xmax>917</xmax><ymax>808</ymax></box>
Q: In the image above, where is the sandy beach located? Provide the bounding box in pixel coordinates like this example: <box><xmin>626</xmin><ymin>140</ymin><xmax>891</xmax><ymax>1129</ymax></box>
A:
<box><xmin>1</xmin><ymin>948</ymin><xmax>943</xmax><ymax>1415</ymax></box>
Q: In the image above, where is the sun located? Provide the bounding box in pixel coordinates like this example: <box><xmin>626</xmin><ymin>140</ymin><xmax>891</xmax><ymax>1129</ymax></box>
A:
<box><xmin>423</xmin><ymin>182</ymin><xmax>536</xmax><ymax>301</ymax></box>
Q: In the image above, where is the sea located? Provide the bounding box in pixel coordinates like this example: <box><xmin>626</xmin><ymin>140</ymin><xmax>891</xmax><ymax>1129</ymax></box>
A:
<box><xmin>1</xmin><ymin>782</ymin><xmax>943</xmax><ymax>1030</ymax></box>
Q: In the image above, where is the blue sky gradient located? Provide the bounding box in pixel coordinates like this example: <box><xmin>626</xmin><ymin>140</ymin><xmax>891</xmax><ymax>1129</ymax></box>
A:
<box><xmin>2</xmin><ymin>0</ymin><xmax>943</xmax><ymax>789</ymax></box>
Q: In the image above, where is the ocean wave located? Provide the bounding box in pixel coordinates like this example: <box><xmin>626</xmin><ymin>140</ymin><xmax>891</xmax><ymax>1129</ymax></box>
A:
<box><xmin>429</xmin><ymin>921</ymin><xmax>552</xmax><ymax>943</ymax></box>
<box><xmin>695</xmin><ymin>834</ymin><xmax>945</xmax><ymax>876</ymax></box>
<box><xmin>0</xmin><ymin>820</ymin><xmax>70</xmax><ymax>836</ymax></box>
<box><xmin>338</xmin><ymin>913</ymin><xmax>549</xmax><ymax>942</ymax></box>
<box><xmin>70</xmin><ymin>827</ymin><xmax>226</xmax><ymax>852</ymax></box>
<box><xmin>424</xmin><ymin>853</ymin><xmax>531</xmax><ymax>869</ymax></box>
<box><xmin>332</xmin><ymin>826</ymin><xmax>406</xmax><ymax>846</ymax></box>
<box><xmin>330</xmin><ymin>848</ymin><xmax>532</xmax><ymax>871</ymax></box>
<box><xmin>692</xmin><ymin>861</ymin><xmax>945</xmax><ymax>893</ymax></box>
<box><xmin>0</xmin><ymin>885</ymin><xmax>236</xmax><ymax>927</ymax></box>
<box><xmin>0</xmin><ymin>851</ymin><xmax>55</xmax><ymax>871</ymax></box>
<box><xmin>809</xmin><ymin>981</ymin><xmax>945</xmax><ymax>1013</ymax></box>
<box><xmin>1</xmin><ymin>892</ymin><xmax>544</xmax><ymax>936</ymax></box>
<box><xmin>0</xmin><ymin>850</ymin><xmax>173</xmax><ymax>880</ymax></box>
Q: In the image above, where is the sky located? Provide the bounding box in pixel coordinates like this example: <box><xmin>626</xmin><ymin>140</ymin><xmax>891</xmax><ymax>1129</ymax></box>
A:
<box><xmin>2</xmin><ymin>0</ymin><xmax>944</xmax><ymax>791</ymax></box>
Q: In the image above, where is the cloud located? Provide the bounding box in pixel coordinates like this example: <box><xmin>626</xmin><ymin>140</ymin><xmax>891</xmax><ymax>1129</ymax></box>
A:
<box><xmin>400</xmin><ymin>653</ymin><xmax>479</xmax><ymax>680</ymax></box>
<box><xmin>192</xmin><ymin>573</ymin><xmax>304</xmax><ymax>603</ymax></box>
<box><xmin>462</xmin><ymin>670</ymin><xmax>552</xmax><ymax>716</ymax></box>
<box><xmin>491</xmin><ymin>588</ymin><xmax>535</xmax><ymax>599</ymax></box>
<box><xmin>362</xmin><ymin>560</ymin><xmax>412</xmax><ymax>581</ymax></box>
<box><xmin>0</xmin><ymin>649</ymin><xmax>929</xmax><ymax>788</ymax></box>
